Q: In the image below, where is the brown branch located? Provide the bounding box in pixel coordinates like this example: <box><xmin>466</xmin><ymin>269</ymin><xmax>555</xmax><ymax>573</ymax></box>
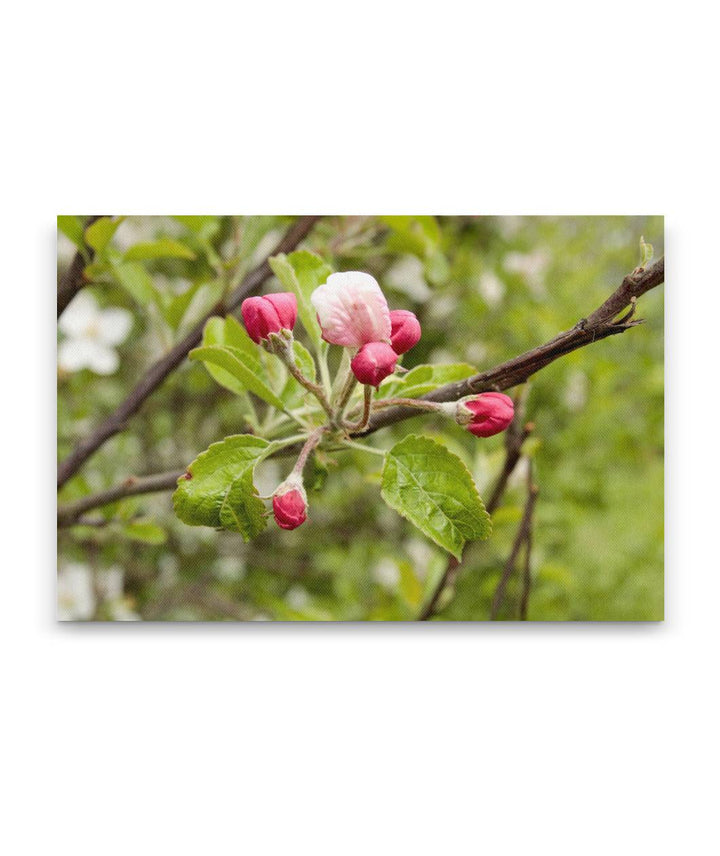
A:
<box><xmin>57</xmin><ymin>470</ymin><xmax>184</xmax><ymax>526</ymax></box>
<box><xmin>418</xmin><ymin>393</ymin><xmax>532</xmax><ymax>620</ymax></box>
<box><xmin>490</xmin><ymin>467</ymin><xmax>539</xmax><ymax>620</ymax></box>
<box><xmin>57</xmin><ymin>216</ymin><xmax>322</xmax><ymax>489</ymax></box>
<box><xmin>519</xmin><ymin>504</ymin><xmax>534</xmax><ymax>620</ymax></box>
<box><xmin>57</xmin><ymin>256</ymin><xmax>664</xmax><ymax>527</ymax></box>
<box><xmin>57</xmin><ymin>215</ymin><xmax>103</xmax><ymax>318</ymax></box>
<box><xmin>360</xmin><ymin>257</ymin><xmax>664</xmax><ymax>437</ymax></box>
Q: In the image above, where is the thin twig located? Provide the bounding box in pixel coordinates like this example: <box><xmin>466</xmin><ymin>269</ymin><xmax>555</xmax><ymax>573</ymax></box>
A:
<box><xmin>519</xmin><ymin>515</ymin><xmax>534</xmax><ymax>620</ymax></box>
<box><xmin>490</xmin><ymin>466</ymin><xmax>539</xmax><ymax>620</ymax></box>
<box><xmin>57</xmin><ymin>471</ymin><xmax>184</xmax><ymax>526</ymax></box>
<box><xmin>57</xmin><ymin>216</ymin><xmax>321</xmax><ymax>489</ymax></box>
<box><xmin>57</xmin><ymin>215</ymin><xmax>103</xmax><ymax>318</ymax></box>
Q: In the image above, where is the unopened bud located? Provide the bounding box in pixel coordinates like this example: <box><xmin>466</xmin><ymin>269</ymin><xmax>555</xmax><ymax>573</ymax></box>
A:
<box><xmin>456</xmin><ymin>393</ymin><xmax>514</xmax><ymax>437</ymax></box>
<box><xmin>271</xmin><ymin>474</ymin><xmax>308</xmax><ymax>530</ymax></box>
<box><xmin>240</xmin><ymin>293</ymin><xmax>298</xmax><ymax>344</ymax></box>
<box><xmin>351</xmin><ymin>342</ymin><xmax>398</xmax><ymax>387</ymax></box>
<box><xmin>389</xmin><ymin>309</ymin><xmax>422</xmax><ymax>354</ymax></box>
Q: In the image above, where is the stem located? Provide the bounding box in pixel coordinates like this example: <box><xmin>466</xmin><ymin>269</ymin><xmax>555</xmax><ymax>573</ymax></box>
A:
<box><xmin>317</xmin><ymin>345</ymin><xmax>332</xmax><ymax>398</ymax></box>
<box><xmin>340</xmin><ymin>439</ymin><xmax>387</xmax><ymax>458</ymax></box>
<box><xmin>291</xmin><ymin>427</ymin><xmax>326</xmax><ymax>476</ymax></box>
<box><xmin>345</xmin><ymin>385</ymin><xmax>373</xmax><ymax>432</ymax></box>
<box><xmin>372</xmin><ymin>397</ymin><xmax>451</xmax><ymax>414</ymax></box>
<box><xmin>274</xmin><ymin>342</ymin><xmax>334</xmax><ymax>421</ymax></box>
<box><xmin>334</xmin><ymin>372</ymin><xmax>358</xmax><ymax>423</ymax></box>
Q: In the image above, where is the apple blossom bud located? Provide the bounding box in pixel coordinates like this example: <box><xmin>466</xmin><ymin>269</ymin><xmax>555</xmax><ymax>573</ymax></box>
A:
<box><xmin>350</xmin><ymin>342</ymin><xmax>398</xmax><ymax>387</ymax></box>
<box><xmin>240</xmin><ymin>293</ymin><xmax>298</xmax><ymax>344</ymax></box>
<box><xmin>456</xmin><ymin>393</ymin><xmax>515</xmax><ymax>437</ymax></box>
<box><xmin>272</xmin><ymin>475</ymin><xmax>308</xmax><ymax>530</ymax></box>
<box><xmin>389</xmin><ymin>309</ymin><xmax>421</xmax><ymax>354</ymax></box>
<box><xmin>310</xmin><ymin>271</ymin><xmax>391</xmax><ymax>347</ymax></box>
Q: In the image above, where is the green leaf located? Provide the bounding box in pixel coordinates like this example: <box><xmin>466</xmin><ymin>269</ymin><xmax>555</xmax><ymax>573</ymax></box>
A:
<box><xmin>269</xmin><ymin>250</ymin><xmax>331</xmax><ymax>350</ymax></box>
<box><xmin>197</xmin><ymin>318</ymin><xmax>260</xmax><ymax>413</ymax></box>
<box><xmin>173</xmin><ymin>215</ymin><xmax>221</xmax><ymax>242</ymax></box>
<box><xmin>173</xmin><ymin>279</ymin><xmax>225</xmax><ymax>333</ymax></box>
<box><xmin>124</xmin><ymin>238</ymin><xmax>197</xmax><ymax>261</ymax></box>
<box><xmin>398</xmin><ymin>560</ymin><xmax>423</xmax><ymax>608</ymax></box>
<box><xmin>381</xmin><ymin>435</ymin><xmax>491</xmax><ymax>559</ymax></box>
<box><xmin>189</xmin><ymin>345</ymin><xmax>286</xmax><ymax>410</ymax></box>
<box><xmin>121</xmin><ymin>520</ymin><xmax>167</xmax><ymax>545</ymax></box>
<box><xmin>85</xmin><ymin>216</ymin><xmax>124</xmax><ymax>254</ymax></box>
<box><xmin>58</xmin><ymin>215</ymin><xmax>85</xmax><ymax>248</ymax></box>
<box><xmin>381</xmin><ymin>216</ymin><xmax>442</xmax><ymax>257</ymax></box>
<box><xmin>639</xmin><ymin>235</ymin><xmax>654</xmax><ymax>269</ymax></box>
<box><xmin>159</xmin><ymin>280</ymin><xmax>205</xmax><ymax>330</ymax></box>
<box><xmin>382</xmin><ymin>363</ymin><xmax>477</xmax><ymax>398</ymax></box>
<box><xmin>173</xmin><ymin>435</ymin><xmax>271</xmax><ymax>539</ymax></box>
<box><xmin>112</xmin><ymin>261</ymin><xmax>157</xmax><ymax>305</ymax></box>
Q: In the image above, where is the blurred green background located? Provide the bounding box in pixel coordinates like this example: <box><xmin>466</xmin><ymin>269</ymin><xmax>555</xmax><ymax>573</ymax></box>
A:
<box><xmin>57</xmin><ymin>215</ymin><xmax>664</xmax><ymax>621</ymax></box>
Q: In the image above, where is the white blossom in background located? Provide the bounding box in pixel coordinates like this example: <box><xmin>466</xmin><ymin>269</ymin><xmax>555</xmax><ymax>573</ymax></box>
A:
<box><xmin>384</xmin><ymin>255</ymin><xmax>432</xmax><ymax>302</ymax></box>
<box><xmin>57</xmin><ymin>563</ymin><xmax>95</xmax><ymax>620</ymax></box>
<box><xmin>477</xmin><ymin>271</ymin><xmax>506</xmax><ymax>309</ymax></box>
<box><xmin>58</xmin><ymin>291</ymin><xmax>132</xmax><ymax>375</ymax></box>
<box><xmin>508</xmin><ymin>455</ymin><xmax>531</xmax><ymax>490</ymax></box>
<box><xmin>503</xmin><ymin>250</ymin><xmax>550</xmax><ymax>297</ymax></box>
<box><xmin>373</xmin><ymin>558</ymin><xmax>400</xmax><ymax>589</ymax></box>
<box><xmin>563</xmin><ymin>369</ymin><xmax>589</xmax><ymax>411</ymax></box>
<box><xmin>285</xmin><ymin>585</ymin><xmax>310</xmax><ymax>611</ymax></box>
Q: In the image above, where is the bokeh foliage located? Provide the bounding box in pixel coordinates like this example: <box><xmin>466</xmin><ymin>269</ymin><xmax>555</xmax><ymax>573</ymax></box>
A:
<box><xmin>57</xmin><ymin>215</ymin><xmax>663</xmax><ymax>621</ymax></box>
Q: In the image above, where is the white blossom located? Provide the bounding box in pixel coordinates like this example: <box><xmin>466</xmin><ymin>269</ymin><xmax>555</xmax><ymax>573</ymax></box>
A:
<box><xmin>58</xmin><ymin>291</ymin><xmax>132</xmax><ymax>375</ymax></box>
<box><xmin>57</xmin><ymin>563</ymin><xmax>95</xmax><ymax>620</ymax></box>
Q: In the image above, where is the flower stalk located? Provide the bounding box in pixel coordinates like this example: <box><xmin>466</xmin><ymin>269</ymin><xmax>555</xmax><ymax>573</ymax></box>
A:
<box><xmin>345</xmin><ymin>385</ymin><xmax>374</xmax><ymax>433</ymax></box>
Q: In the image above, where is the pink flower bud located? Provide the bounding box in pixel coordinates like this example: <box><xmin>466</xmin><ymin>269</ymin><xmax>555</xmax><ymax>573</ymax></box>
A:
<box><xmin>389</xmin><ymin>309</ymin><xmax>422</xmax><ymax>354</ymax></box>
<box><xmin>457</xmin><ymin>393</ymin><xmax>514</xmax><ymax>437</ymax></box>
<box><xmin>272</xmin><ymin>477</ymin><xmax>308</xmax><ymax>530</ymax></box>
<box><xmin>350</xmin><ymin>342</ymin><xmax>398</xmax><ymax>387</ymax></box>
<box><xmin>310</xmin><ymin>272</ymin><xmax>391</xmax><ymax>347</ymax></box>
<box><xmin>240</xmin><ymin>293</ymin><xmax>298</xmax><ymax>344</ymax></box>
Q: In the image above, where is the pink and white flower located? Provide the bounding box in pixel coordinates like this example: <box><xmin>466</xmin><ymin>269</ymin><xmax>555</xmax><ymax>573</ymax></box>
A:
<box><xmin>310</xmin><ymin>272</ymin><xmax>391</xmax><ymax>347</ymax></box>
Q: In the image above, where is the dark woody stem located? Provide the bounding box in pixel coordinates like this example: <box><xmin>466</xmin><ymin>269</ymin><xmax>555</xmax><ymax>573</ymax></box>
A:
<box><xmin>344</xmin><ymin>385</ymin><xmax>373</xmax><ymax>432</ymax></box>
<box><xmin>291</xmin><ymin>427</ymin><xmax>326</xmax><ymax>476</ymax></box>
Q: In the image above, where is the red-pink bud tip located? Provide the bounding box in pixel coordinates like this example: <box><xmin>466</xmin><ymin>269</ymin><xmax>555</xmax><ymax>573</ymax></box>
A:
<box><xmin>389</xmin><ymin>309</ymin><xmax>422</xmax><ymax>354</ymax></box>
<box><xmin>459</xmin><ymin>393</ymin><xmax>515</xmax><ymax>437</ymax></box>
<box><xmin>240</xmin><ymin>293</ymin><xmax>298</xmax><ymax>344</ymax></box>
<box><xmin>351</xmin><ymin>342</ymin><xmax>398</xmax><ymax>387</ymax></box>
<box><xmin>272</xmin><ymin>486</ymin><xmax>307</xmax><ymax>530</ymax></box>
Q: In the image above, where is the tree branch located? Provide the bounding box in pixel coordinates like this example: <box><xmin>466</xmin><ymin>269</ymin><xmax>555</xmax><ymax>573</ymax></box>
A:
<box><xmin>57</xmin><ymin>215</ymin><xmax>103</xmax><ymax>318</ymax></box>
<box><xmin>57</xmin><ymin>216</ymin><xmax>322</xmax><ymax>489</ymax></box>
<box><xmin>360</xmin><ymin>257</ymin><xmax>664</xmax><ymax>436</ymax></box>
<box><xmin>57</xmin><ymin>256</ymin><xmax>664</xmax><ymax>526</ymax></box>
<box><xmin>57</xmin><ymin>470</ymin><xmax>184</xmax><ymax>527</ymax></box>
<box><xmin>490</xmin><ymin>466</ymin><xmax>539</xmax><ymax>620</ymax></box>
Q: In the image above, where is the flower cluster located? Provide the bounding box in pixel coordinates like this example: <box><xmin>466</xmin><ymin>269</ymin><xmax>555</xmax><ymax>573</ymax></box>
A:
<box><xmin>240</xmin><ymin>270</ymin><xmax>514</xmax><ymax>531</ymax></box>
<box><xmin>311</xmin><ymin>272</ymin><xmax>422</xmax><ymax>386</ymax></box>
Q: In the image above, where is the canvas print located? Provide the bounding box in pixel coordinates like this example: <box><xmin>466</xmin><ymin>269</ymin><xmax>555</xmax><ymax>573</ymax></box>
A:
<box><xmin>57</xmin><ymin>216</ymin><xmax>664</xmax><ymax>621</ymax></box>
